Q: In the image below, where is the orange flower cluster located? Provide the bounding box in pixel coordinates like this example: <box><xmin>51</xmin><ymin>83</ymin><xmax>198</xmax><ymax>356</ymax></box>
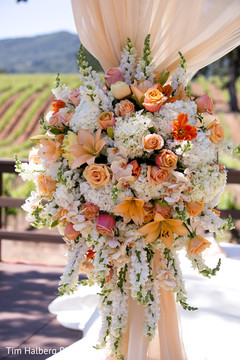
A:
<box><xmin>172</xmin><ymin>113</ymin><xmax>197</xmax><ymax>141</ymax></box>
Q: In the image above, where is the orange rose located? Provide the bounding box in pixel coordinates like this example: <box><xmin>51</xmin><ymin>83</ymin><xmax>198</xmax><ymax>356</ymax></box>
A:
<box><xmin>48</xmin><ymin>111</ymin><xmax>72</xmax><ymax>129</ymax></box>
<box><xmin>185</xmin><ymin>201</ymin><xmax>205</xmax><ymax>217</ymax></box>
<box><xmin>142</xmin><ymin>134</ymin><xmax>164</xmax><ymax>152</ymax></box>
<box><xmin>143</xmin><ymin>202</ymin><xmax>155</xmax><ymax>223</ymax></box>
<box><xmin>147</xmin><ymin>166</ymin><xmax>171</xmax><ymax>185</ymax></box>
<box><xmin>143</xmin><ymin>88</ymin><xmax>167</xmax><ymax>112</ymax></box>
<box><xmin>128</xmin><ymin>160</ymin><xmax>141</xmax><ymax>179</ymax></box>
<box><xmin>80</xmin><ymin>202</ymin><xmax>99</xmax><ymax>220</ymax></box>
<box><xmin>98</xmin><ymin>111</ymin><xmax>116</xmax><ymax>130</ymax></box>
<box><xmin>187</xmin><ymin>236</ymin><xmax>211</xmax><ymax>255</ymax></box>
<box><xmin>207</xmin><ymin>120</ymin><xmax>224</xmax><ymax>145</ymax></box>
<box><xmin>83</xmin><ymin>164</ymin><xmax>111</xmax><ymax>189</ymax></box>
<box><xmin>37</xmin><ymin>174</ymin><xmax>56</xmax><ymax>197</ymax></box>
<box><xmin>115</xmin><ymin>100</ymin><xmax>135</xmax><ymax>118</ymax></box>
<box><xmin>155</xmin><ymin>149</ymin><xmax>178</xmax><ymax>169</ymax></box>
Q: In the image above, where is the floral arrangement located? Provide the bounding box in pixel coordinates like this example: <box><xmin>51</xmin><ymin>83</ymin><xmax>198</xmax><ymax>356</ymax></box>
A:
<box><xmin>17</xmin><ymin>35</ymin><xmax>236</xmax><ymax>359</ymax></box>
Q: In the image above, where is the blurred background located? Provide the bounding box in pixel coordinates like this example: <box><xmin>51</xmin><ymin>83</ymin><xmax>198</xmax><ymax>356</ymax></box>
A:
<box><xmin>0</xmin><ymin>0</ymin><xmax>239</xmax><ymax>266</ymax></box>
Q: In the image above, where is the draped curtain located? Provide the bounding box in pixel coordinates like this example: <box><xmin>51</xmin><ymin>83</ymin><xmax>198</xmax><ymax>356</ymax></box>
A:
<box><xmin>71</xmin><ymin>0</ymin><xmax>240</xmax><ymax>77</ymax></box>
<box><xmin>70</xmin><ymin>1</ymin><xmax>240</xmax><ymax>359</ymax></box>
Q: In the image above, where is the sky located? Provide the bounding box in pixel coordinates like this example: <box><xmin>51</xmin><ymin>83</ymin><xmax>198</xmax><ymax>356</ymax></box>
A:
<box><xmin>0</xmin><ymin>0</ymin><xmax>78</xmax><ymax>40</ymax></box>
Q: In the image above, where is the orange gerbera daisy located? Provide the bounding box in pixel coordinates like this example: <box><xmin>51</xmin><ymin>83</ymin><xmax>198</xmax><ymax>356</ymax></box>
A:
<box><xmin>172</xmin><ymin>113</ymin><xmax>197</xmax><ymax>141</ymax></box>
<box><xmin>112</xmin><ymin>196</ymin><xmax>145</xmax><ymax>225</ymax></box>
<box><xmin>138</xmin><ymin>213</ymin><xmax>188</xmax><ymax>248</ymax></box>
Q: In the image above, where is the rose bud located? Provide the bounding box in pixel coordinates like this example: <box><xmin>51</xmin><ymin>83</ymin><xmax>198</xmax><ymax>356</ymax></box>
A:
<box><xmin>143</xmin><ymin>88</ymin><xmax>167</xmax><ymax>112</ymax></box>
<box><xmin>105</xmin><ymin>68</ymin><xmax>123</xmax><ymax>88</ymax></box>
<box><xmin>64</xmin><ymin>223</ymin><xmax>80</xmax><ymax>241</ymax></box>
<box><xmin>106</xmin><ymin>267</ymin><xmax>114</xmax><ymax>282</ymax></box>
<box><xmin>111</xmin><ymin>81</ymin><xmax>131</xmax><ymax>100</ymax></box>
<box><xmin>115</xmin><ymin>99</ymin><xmax>135</xmax><ymax>118</ymax></box>
<box><xmin>131</xmin><ymin>80</ymin><xmax>153</xmax><ymax>106</ymax></box>
<box><xmin>128</xmin><ymin>160</ymin><xmax>141</xmax><ymax>178</ymax></box>
<box><xmin>154</xmin><ymin>202</ymin><xmax>172</xmax><ymax>219</ymax></box>
<box><xmin>142</xmin><ymin>134</ymin><xmax>164</xmax><ymax>152</ymax></box>
<box><xmin>80</xmin><ymin>202</ymin><xmax>99</xmax><ymax>220</ymax></box>
<box><xmin>195</xmin><ymin>94</ymin><xmax>214</xmax><ymax>114</ymax></box>
<box><xmin>155</xmin><ymin>149</ymin><xmax>178</xmax><ymax>169</ymax></box>
<box><xmin>98</xmin><ymin>112</ymin><xmax>116</xmax><ymax>130</ymax></box>
<box><xmin>187</xmin><ymin>235</ymin><xmax>211</xmax><ymax>255</ymax></box>
<box><xmin>185</xmin><ymin>201</ymin><xmax>204</xmax><ymax>217</ymax></box>
<box><xmin>69</xmin><ymin>88</ymin><xmax>81</xmax><ymax>107</ymax></box>
<box><xmin>96</xmin><ymin>214</ymin><xmax>115</xmax><ymax>236</ymax></box>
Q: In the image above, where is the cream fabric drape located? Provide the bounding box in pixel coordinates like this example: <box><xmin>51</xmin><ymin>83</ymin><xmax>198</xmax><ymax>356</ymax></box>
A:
<box><xmin>71</xmin><ymin>0</ymin><xmax>240</xmax><ymax>76</ymax></box>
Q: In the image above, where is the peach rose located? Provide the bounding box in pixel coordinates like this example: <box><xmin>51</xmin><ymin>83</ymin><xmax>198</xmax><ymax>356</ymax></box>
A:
<box><xmin>131</xmin><ymin>80</ymin><xmax>153</xmax><ymax>106</ymax></box>
<box><xmin>142</xmin><ymin>133</ymin><xmax>164</xmax><ymax>152</ymax></box>
<box><xmin>96</xmin><ymin>214</ymin><xmax>115</xmax><ymax>236</ymax></box>
<box><xmin>187</xmin><ymin>235</ymin><xmax>211</xmax><ymax>255</ymax></box>
<box><xmin>37</xmin><ymin>174</ymin><xmax>56</xmax><ymax>197</ymax></box>
<box><xmin>195</xmin><ymin>94</ymin><xmax>214</xmax><ymax>114</ymax></box>
<box><xmin>143</xmin><ymin>88</ymin><xmax>167</xmax><ymax>112</ymax></box>
<box><xmin>111</xmin><ymin>81</ymin><xmax>131</xmax><ymax>100</ymax></box>
<box><xmin>83</xmin><ymin>164</ymin><xmax>111</xmax><ymax>189</ymax></box>
<box><xmin>128</xmin><ymin>160</ymin><xmax>141</xmax><ymax>179</ymax></box>
<box><xmin>80</xmin><ymin>202</ymin><xmax>99</xmax><ymax>220</ymax></box>
<box><xmin>64</xmin><ymin>222</ymin><xmax>80</xmax><ymax>241</ymax></box>
<box><xmin>154</xmin><ymin>202</ymin><xmax>172</xmax><ymax>219</ymax></box>
<box><xmin>185</xmin><ymin>201</ymin><xmax>205</xmax><ymax>217</ymax></box>
<box><xmin>98</xmin><ymin>112</ymin><xmax>116</xmax><ymax>130</ymax></box>
<box><xmin>207</xmin><ymin>120</ymin><xmax>224</xmax><ymax>145</ymax></box>
<box><xmin>155</xmin><ymin>149</ymin><xmax>178</xmax><ymax>169</ymax></box>
<box><xmin>147</xmin><ymin>166</ymin><xmax>171</xmax><ymax>184</ymax></box>
<box><xmin>105</xmin><ymin>68</ymin><xmax>123</xmax><ymax>88</ymax></box>
<box><xmin>48</xmin><ymin>111</ymin><xmax>71</xmax><ymax>129</ymax></box>
<box><xmin>115</xmin><ymin>100</ymin><xmax>135</xmax><ymax>118</ymax></box>
<box><xmin>69</xmin><ymin>88</ymin><xmax>81</xmax><ymax>107</ymax></box>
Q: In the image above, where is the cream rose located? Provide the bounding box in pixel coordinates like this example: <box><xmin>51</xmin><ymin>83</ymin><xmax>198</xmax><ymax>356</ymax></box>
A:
<box><xmin>207</xmin><ymin>120</ymin><xmax>224</xmax><ymax>145</ymax></box>
<box><xmin>155</xmin><ymin>149</ymin><xmax>178</xmax><ymax>169</ymax></box>
<box><xmin>83</xmin><ymin>164</ymin><xmax>111</xmax><ymax>189</ymax></box>
<box><xmin>147</xmin><ymin>166</ymin><xmax>171</xmax><ymax>184</ymax></box>
<box><xmin>142</xmin><ymin>134</ymin><xmax>164</xmax><ymax>152</ymax></box>
<box><xmin>115</xmin><ymin>100</ymin><xmax>135</xmax><ymax>118</ymax></box>
<box><xmin>111</xmin><ymin>81</ymin><xmax>131</xmax><ymax>100</ymax></box>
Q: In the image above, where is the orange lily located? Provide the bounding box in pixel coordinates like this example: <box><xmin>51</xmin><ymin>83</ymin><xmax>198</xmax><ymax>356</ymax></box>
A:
<box><xmin>138</xmin><ymin>213</ymin><xmax>188</xmax><ymax>248</ymax></box>
<box><xmin>70</xmin><ymin>129</ymin><xmax>106</xmax><ymax>169</ymax></box>
<box><xmin>112</xmin><ymin>196</ymin><xmax>145</xmax><ymax>226</ymax></box>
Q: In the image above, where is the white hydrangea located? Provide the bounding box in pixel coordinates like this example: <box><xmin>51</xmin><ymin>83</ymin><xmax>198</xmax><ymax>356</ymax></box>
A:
<box><xmin>69</xmin><ymin>98</ymin><xmax>101</xmax><ymax>133</ymax></box>
<box><xmin>188</xmin><ymin>165</ymin><xmax>227</xmax><ymax>205</ymax></box>
<box><xmin>114</xmin><ymin>112</ymin><xmax>154</xmax><ymax>158</ymax></box>
<box><xmin>130</xmin><ymin>164</ymin><xmax>167</xmax><ymax>201</ymax></box>
<box><xmin>80</xmin><ymin>182</ymin><xmax>132</xmax><ymax>212</ymax></box>
<box><xmin>197</xmin><ymin>207</ymin><xmax>226</xmax><ymax>233</ymax></box>
<box><xmin>154</xmin><ymin>100</ymin><xmax>197</xmax><ymax>138</ymax></box>
<box><xmin>175</xmin><ymin>131</ymin><xmax>216</xmax><ymax>169</ymax></box>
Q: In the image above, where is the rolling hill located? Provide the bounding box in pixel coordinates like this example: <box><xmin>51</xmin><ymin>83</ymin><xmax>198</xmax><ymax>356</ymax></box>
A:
<box><xmin>0</xmin><ymin>32</ymin><xmax>81</xmax><ymax>73</ymax></box>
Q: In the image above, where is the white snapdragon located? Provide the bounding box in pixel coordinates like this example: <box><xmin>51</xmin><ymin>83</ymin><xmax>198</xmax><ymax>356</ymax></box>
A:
<box><xmin>120</xmin><ymin>38</ymin><xmax>138</xmax><ymax>84</ymax></box>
